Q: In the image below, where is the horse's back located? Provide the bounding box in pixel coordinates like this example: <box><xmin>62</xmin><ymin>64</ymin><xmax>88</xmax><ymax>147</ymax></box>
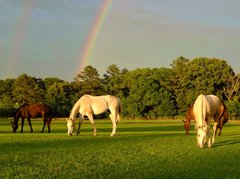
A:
<box><xmin>81</xmin><ymin>94</ymin><xmax>119</xmax><ymax>106</ymax></box>
<box><xmin>79</xmin><ymin>94</ymin><xmax>120</xmax><ymax>115</ymax></box>
<box><xmin>28</xmin><ymin>104</ymin><xmax>52</xmax><ymax>117</ymax></box>
<box><xmin>206</xmin><ymin>95</ymin><xmax>221</xmax><ymax>116</ymax></box>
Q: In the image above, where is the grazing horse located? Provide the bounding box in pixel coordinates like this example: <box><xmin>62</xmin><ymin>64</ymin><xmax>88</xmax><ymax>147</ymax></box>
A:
<box><xmin>11</xmin><ymin>104</ymin><xmax>53</xmax><ymax>133</ymax></box>
<box><xmin>216</xmin><ymin>102</ymin><xmax>229</xmax><ymax>136</ymax></box>
<box><xmin>194</xmin><ymin>94</ymin><xmax>221</xmax><ymax>148</ymax></box>
<box><xmin>67</xmin><ymin>94</ymin><xmax>122</xmax><ymax>137</ymax></box>
<box><xmin>182</xmin><ymin>103</ymin><xmax>195</xmax><ymax>135</ymax></box>
<box><xmin>183</xmin><ymin>102</ymin><xmax>228</xmax><ymax>136</ymax></box>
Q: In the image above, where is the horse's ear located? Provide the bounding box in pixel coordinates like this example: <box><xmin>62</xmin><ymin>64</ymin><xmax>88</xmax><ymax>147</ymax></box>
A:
<box><xmin>182</xmin><ymin>120</ymin><xmax>186</xmax><ymax>123</ymax></box>
<box><xmin>204</xmin><ymin>126</ymin><xmax>208</xmax><ymax>131</ymax></box>
<box><xmin>10</xmin><ymin>121</ymin><xmax>13</xmax><ymax>124</ymax></box>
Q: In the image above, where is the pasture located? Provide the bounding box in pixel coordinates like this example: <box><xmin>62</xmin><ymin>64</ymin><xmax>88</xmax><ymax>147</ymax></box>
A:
<box><xmin>1</xmin><ymin>119</ymin><xmax>240</xmax><ymax>179</ymax></box>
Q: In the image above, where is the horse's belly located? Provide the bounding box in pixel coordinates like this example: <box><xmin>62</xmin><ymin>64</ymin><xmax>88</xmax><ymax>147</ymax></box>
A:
<box><xmin>91</xmin><ymin>104</ymin><xmax>108</xmax><ymax>115</ymax></box>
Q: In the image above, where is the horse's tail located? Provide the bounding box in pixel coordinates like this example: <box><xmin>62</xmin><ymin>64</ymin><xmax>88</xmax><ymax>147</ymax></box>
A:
<box><xmin>117</xmin><ymin>100</ymin><xmax>122</xmax><ymax>123</ymax></box>
<box><xmin>194</xmin><ymin>94</ymin><xmax>206</xmax><ymax>128</ymax></box>
<box><xmin>45</xmin><ymin>105</ymin><xmax>53</xmax><ymax>126</ymax></box>
<box><xmin>202</xmin><ymin>94</ymin><xmax>207</xmax><ymax>127</ymax></box>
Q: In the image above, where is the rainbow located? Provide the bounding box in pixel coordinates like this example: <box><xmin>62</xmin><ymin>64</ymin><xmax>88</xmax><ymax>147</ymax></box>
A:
<box><xmin>77</xmin><ymin>0</ymin><xmax>115</xmax><ymax>74</ymax></box>
<box><xmin>3</xmin><ymin>0</ymin><xmax>35</xmax><ymax>79</ymax></box>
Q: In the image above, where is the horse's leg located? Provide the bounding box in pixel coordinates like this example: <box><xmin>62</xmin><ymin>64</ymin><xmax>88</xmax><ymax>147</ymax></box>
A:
<box><xmin>87</xmin><ymin>114</ymin><xmax>97</xmax><ymax>136</ymax></box>
<box><xmin>27</xmin><ymin>117</ymin><xmax>33</xmax><ymax>133</ymax></box>
<box><xmin>212</xmin><ymin>116</ymin><xmax>219</xmax><ymax>145</ymax></box>
<box><xmin>217</xmin><ymin>118</ymin><xmax>223</xmax><ymax>136</ymax></box>
<box><xmin>203</xmin><ymin>121</ymin><xmax>207</xmax><ymax>145</ymax></box>
<box><xmin>218</xmin><ymin>126</ymin><xmax>222</xmax><ymax>136</ymax></box>
<box><xmin>207</xmin><ymin>119</ymin><xmax>212</xmax><ymax>148</ymax></box>
<box><xmin>76</xmin><ymin>115</ymin><xmax>84</xmax><ymax>136</ymax></box>
<box><xmin>41</xmin><ymin>115</ymin><xmax>47</xmax><ymax>133</ymax></box>
<box><xmin>47</xmin><ymin>115</ymin><xmax>52</xmax><ymax>133</ymax></box>
<box><xmin>109</xmin><ymin>111</ymin><xmax>117</xmax><ymax>137</ymax></box>
<box><xmin>20</xmin><ymin>118</ymin><xmax>24</xmax><ymax>133</ymax></box>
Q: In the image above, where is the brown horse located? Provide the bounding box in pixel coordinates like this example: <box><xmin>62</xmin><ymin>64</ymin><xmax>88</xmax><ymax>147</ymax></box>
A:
<box><xmin>182</xmin><ymin>102</ymin><xmax>228</xmax><ymax>136</ymax></box>
<box><xmin>216</xmin><ymin>103</ymin><xmax>229</xmax><ymax>136</ymax></box>
<box><xmin>11</xmin><ymin>104</ymin><xmax>53</xmax><ymax>133</ymax></box>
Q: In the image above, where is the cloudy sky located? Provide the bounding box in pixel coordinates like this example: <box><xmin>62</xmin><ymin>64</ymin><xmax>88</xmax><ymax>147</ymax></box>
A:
<box><xmin>1</xmin><ymin>0</ymin><xmax>240</xmax><ymax>82</ymax></box>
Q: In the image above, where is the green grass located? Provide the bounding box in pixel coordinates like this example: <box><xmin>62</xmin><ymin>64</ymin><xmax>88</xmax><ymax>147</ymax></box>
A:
<box><xmin>1</xmin><ymin>119</ymin><xmax>240</xmax><ymax>178</ymax></box>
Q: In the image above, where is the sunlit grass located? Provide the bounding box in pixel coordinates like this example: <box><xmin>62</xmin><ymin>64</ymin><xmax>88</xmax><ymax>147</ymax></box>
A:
<box><xmin>1</xmin><ymin>119</ymin><xmax>240</xmax><ymax>178</ymax></box>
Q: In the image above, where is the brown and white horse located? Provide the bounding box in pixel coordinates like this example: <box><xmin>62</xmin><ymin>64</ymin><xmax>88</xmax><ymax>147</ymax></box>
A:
<box><xmin>193</xmin><ymin>94</ymin><xmax>221</xmax><ymax>148</ymax></box>
<box><xmin>183</xmin><ymin>102</ymin><xmax>228</xmax><ymax>136</ymax></box>
<box><xmin>67</xmin><ymin>94</ymin><xmax>122</xmax><ymax>137</ymax></box>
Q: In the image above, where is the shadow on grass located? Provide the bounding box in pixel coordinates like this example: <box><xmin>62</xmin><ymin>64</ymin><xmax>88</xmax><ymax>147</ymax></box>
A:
<box><xmin>0</xmin><ymin>132</ymin><xmax>183</xmax><ymax>154</ymax></box>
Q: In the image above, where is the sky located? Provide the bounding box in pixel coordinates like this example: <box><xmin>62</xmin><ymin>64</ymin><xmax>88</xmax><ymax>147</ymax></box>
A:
<box><xmin>1</xmin><ymin>0</ymin><xmax>240</xmax><ymax>82</ymax></box>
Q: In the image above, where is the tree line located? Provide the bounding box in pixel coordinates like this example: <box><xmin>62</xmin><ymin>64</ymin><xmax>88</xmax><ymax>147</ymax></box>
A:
<box><xmin>1</xmin><ymin>56</ymin><xmax>240</xmax><ymax>118</ymax></box>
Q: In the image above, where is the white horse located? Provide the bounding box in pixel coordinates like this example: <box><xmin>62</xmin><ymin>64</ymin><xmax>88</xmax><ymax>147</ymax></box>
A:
<box><xmin>194</xmin><ymin>94</ymin><xmax>221</xmax><ymax>148</ymax></box>
<box><xmin>67</xmin><ymin>94</ymin><xmax>122</xmax><ymax>137</ymax></box>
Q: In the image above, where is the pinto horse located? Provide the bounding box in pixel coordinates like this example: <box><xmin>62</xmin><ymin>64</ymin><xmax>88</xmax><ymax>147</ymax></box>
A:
<box><xmin>194</xmin><ymin>94</ymin><xmax>221</xmax><ymax>148</ymax></box>
<box><xmin>11</xmin><ymin>104</ymin><xmax>53</xmax><ymax>133</ymax></box>
<box><xmin>182</xmin><ymin>102</ymin><xmax>228</xmax><ymax>135</ymax></box>
<box><xmin>67</xmin><ymin>94</ymin><xmax>122</xmax><ymax>137</ymax></box>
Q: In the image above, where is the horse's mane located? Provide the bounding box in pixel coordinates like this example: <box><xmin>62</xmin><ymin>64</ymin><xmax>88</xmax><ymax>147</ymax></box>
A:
<box><xmin>14</xmin><ymin>104</ymin><xmax>29</xmax><ymax>116</ymax></box>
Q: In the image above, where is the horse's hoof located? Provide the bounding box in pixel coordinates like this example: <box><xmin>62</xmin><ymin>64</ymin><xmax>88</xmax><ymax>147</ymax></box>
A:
<box><xmin>94</xmin><ymin>133</ymin><xmax>97</xmax><ymax>136</ymax></box>
<box><xmin>75</xmin><ymin>133</ymin><xmax>79</xmax><ymax>136</ymax></box>
<box><xmin>20</xmin><ymin>131</ymin><xmax>23</xmax><ymax>133</ymax></box>
<box><xmin>110</xmin><ymin>134</ymin><xmax>114</xmax><ymax>137</ymax></box>
<box><xmin>208</xmin><ymin>145</ymin><xmax>212</xmax><ymax>148</ymax></box>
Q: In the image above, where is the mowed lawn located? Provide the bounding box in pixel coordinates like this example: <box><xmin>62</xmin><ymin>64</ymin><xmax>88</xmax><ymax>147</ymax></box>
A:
<box><xmin>1</xmin><ymin>119</ymin><xmax>240</xmax><ymax>179</ymax></box>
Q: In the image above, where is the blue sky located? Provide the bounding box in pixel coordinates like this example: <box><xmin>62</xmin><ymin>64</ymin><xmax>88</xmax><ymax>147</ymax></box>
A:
<box><xmin>1</xmin><ymin>0</ymin><xmax>240</xmax><ymax>82</ymax></box>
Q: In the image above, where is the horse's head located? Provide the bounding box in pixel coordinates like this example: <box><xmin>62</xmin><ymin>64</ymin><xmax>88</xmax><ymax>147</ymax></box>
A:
<box><xmin>197</xmin><ymin>126</ymin><xmax>208</xmax><ymax>148</ymax></box>
<box><xmin>11</xmin><ymin>121</ymin><xmax>18</xmax><ymax>133</ymax></box>
<box><xmin>67</xmin><ymin>118</ymin><xmax>76</xmax><ymax>136</ymax></box>
<box><xmin>182</xmin><ymin>120</ymin><xmax>190</xmax><ymax>135</ymax></box>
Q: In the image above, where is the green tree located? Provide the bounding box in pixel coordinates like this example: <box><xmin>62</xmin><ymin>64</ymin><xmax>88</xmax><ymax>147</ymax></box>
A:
<box><xmin>44</xmin><ymin>82</ymin><xmax>73</xmax><ymax>117</ymax></box>
<box><xmin>0</xmin><ymin>78</ymin><xmax>16</xmax><ymax>117</ymax></box>
<box><xmin>74</xmin><ymin>65</ymin><xmax>103</xmax><ymax>96</ymax></box>
<box><xmin>13</xmin><ymin>74</ymin><xmax>44</xmax><ymax>104</ymax></box>
<box><xmin>176</xmin><ymin>57</ymin><xmax>233</xmax><ymax>114</ymax></box>
<box><xmin>103</xmin><ymin>64</ymin><xmax>124</xmax><ymax>96</ymax></box>
<box><xmin>121</xmin><ymin>68</ymin><xmax>176</xmax><ymax>117</ymax></box>
<box><xmin>44</xmin><ymin>77</ymin><xmax>65</xmax><ymax>90</ymax></box>
<box><xmin>0</xmin><ymin>78</ymin><xmax>15</xmax><ymax>104</ymax></box>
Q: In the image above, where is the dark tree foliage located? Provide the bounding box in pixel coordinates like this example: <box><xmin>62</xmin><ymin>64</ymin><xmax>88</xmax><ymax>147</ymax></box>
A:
<box><xmin>0</xmin><ymin>58</ymin><xmax>239</xmax><ymax>118</ymax></box>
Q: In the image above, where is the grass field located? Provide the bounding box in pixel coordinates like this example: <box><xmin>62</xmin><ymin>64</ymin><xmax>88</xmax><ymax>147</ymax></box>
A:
<box><xmin>1</xmin><ymin>119</ymin><xmax>240</xmax><ymax>179</ymax></box>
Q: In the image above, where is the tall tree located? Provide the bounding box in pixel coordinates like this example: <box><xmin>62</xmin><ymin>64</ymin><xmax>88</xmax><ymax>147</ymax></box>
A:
<box><xmin>44</xmin><ymin>77</ymin><xmax>65</xmax><ymax>90</ymax></box>
<box><xmin>44</xmin><ymin>82</ymin><xmax>73</xmax><ymax>117</ymax></box>
<box><xmin>176</xmin><ymin>57</ymin><xmax>233</xmax><ymax>114</ymax></box>
<box><xmin>74</xmin><ymin>65</ymin><xmax>103</xmax><ymax>96</ymax></box>
<box><xmin>121</xmin><ymin>68</ymin><xmax>176</xmax><ymax>117</ymax></box>
<box><xmin>0</xmin><ymin>78</ymin><xmax>15</xmax><ymax>104</ymax></box>
<box><xmin>103</xmin><ymin>64</ymin><xmax>123</xmax><ymax>96</ymax></box>
<box><xmin>13</xmin><ymin>74</ymin><xmax>44</xmax><ymax>104</ymax></box>
<box><xmin>223</xmin><ymin>73</ymin><xmax>240</xmax><ymax>101</ymax></box>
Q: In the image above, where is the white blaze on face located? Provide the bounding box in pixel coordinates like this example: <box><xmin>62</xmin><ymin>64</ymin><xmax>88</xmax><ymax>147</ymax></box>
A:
<box><xmin>67</xmin><ymin>119</ymin><xmax>76</xmax><ymax>136</ymax></box>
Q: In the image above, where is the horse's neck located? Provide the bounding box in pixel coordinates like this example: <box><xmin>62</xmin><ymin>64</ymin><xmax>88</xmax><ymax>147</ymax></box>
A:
<box><xmin>70</xmin><ymin>100</ymin><xmax>81</xmax><ymax>119</ymax></box>
<box><xmin>186</xmin><ymin>105</ymin><xmax>194</xmax><ymax>124</ymax></box>
<box><xmin>14</xmin><ymin>110</ymin><xmax>21</xmax><ymax>124</ymax></box>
